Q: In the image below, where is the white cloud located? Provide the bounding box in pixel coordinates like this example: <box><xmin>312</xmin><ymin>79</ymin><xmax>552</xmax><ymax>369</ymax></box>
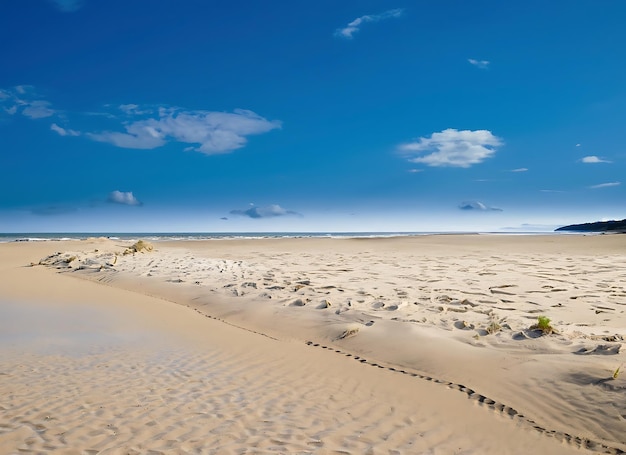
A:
<box><xmin>468</xmin><ymin>59</ymin><xmax>490</xmax><ymax>69</ymax></box>
<box><xmin>1</xmin><ymin>88</ymin><xmax>280</xmax><ymax>156</ymax></box>
<box><xmin>581</xmin><ymin>155</ymin><xmax>611</xmax><ymax>164</ymax></box>
<box><xmin>398</xmin><ymin>128</ymin><xmax>502</xmax><ymax>168</ymax></box>
<box><xmin>119</xmin><ymin>104</ymin><xmax>140</xmax><ymax>114</ymax></box>
<box><xmin>88</xmin><ymin>123</ymin><xmax>165</xmax><ymax>149</ymax></box>
<box><xmin>22</xmin><ymin>101</ymin><xmax>55</xmax><ymax>119</ymax></box>
<box><xmin>589</xmin><ymin>182</ymin><xmax>620</xmax><ymax>189</ymax></box>
<box><xmin>335</xmin><ymin>9</ymin><xmax>404</xmax><ymax>39</ymax></box>
<box><xmin>230</xmin><ymin>204</ymin><xmax>300</xmax><ymax>219</ymax></box>
<box><xmin>118</xmin><ymin>104</ymin><xmax>154</xmax><ymax>115</ymax></box>
<box><xmin>50</xmin><ymin>123</ymin><xmax>80</xmax><ymax>137</ymax></box>
<box><xmin>0</xmin><ymin>86</ymin><xmax>56</xmax><ymax>119</ymax></box>
<box><xmin>510</xmin><ymin>168</ymin><xmax>528</xmax><ymax>172</ymax></box>
<box><xmin>49</xmin><ymin>0</ymin><xmax>83</xmax><ymax>12</ymax></box>
<box><xmin>458</xmin><ymin>201</ymin><xmax>503</xmax><ymax>212</ymax></box>
<box><xmin>108</xmin><ymin>190</ymin><xmax>142</xmax><ymax>206</ymax></box>
<box><xmin>88</xmin><ymin>108</ymin><xmax>281</xmax><ymax>154</ymax></box>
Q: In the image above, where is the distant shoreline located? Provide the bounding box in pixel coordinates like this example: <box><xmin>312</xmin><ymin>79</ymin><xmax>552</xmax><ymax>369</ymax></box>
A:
<box><xmin>556</xmin><ymin>218</ymin><xmax>626</xmax><ymax>233</ymax></box>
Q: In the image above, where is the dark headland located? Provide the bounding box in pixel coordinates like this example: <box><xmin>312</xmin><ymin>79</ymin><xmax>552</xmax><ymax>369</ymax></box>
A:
<box><xmin>555</xmin><ymin>218</ymin><xmax>626</xmax><ymax>233</ymax></box>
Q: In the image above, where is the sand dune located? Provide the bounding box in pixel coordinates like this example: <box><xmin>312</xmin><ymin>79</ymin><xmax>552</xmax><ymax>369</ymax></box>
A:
<box><xmin>1</xmin><ymin>235</ymin><xmax>625</xmax><ymax>454</ymax></box>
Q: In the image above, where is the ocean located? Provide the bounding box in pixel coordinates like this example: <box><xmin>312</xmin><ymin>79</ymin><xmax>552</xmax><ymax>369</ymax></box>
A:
<box><xmin>0</xmin><ymin>230</ymin><xmax>569</xmax><ymax>243</ymax></box>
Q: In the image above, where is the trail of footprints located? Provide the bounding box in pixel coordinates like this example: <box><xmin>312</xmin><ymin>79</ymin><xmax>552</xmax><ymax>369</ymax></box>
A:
<box><xmin>304</xmin><ymin>340</ymin><xmax>626</xmax><ymax>455</ymax></box>
<box><xmin>186</xmin><ymin>306</ymin><xmax>279</xmax><ymax>341</ymax></box>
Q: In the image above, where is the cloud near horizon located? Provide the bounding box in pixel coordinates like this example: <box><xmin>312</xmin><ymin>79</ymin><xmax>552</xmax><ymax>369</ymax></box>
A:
<box><xmin>399</xmin><ymin>129</ymin><xmax>503</xmax><ymax>168</ymax></box>
<box><xmin>108</xmin><ymin>190</ymin><xmax>142</xmax><ymax>206</ymax></box>
<box><xmin>458</xmin><ymin>201</ymin><xmax>503</xmax><ymax>212</ymax></box>
<box><xmin>88</xmin><ymin>106</ymin><xmax>281</xmax><ymax>154</ymax></box>
<box><xmin>230</xmin><ymin>204</ymin><xmax>300</xmax><ymax>219</ymax></box>
<box><xmin>581</xmin><ymin>155</ymin><xmax>611</xmax><ymax>164</ymax></box>
<box><xmin>335</xmin><ymin>9</ymin><xmax>404</xmax><ymax>39</ymax></box>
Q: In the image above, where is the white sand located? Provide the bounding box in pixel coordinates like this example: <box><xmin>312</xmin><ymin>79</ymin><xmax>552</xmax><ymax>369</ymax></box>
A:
<box><xmin>1</xmin><ymin>235</ymin><xmax>625</xmax><ymax>454</ymax></box>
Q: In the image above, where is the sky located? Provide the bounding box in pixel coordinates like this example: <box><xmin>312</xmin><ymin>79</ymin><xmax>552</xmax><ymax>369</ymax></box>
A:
<box><xmin>1</xmin><ymin>0</ymin><xmax>625</xmax><ymax>232</ymax></box>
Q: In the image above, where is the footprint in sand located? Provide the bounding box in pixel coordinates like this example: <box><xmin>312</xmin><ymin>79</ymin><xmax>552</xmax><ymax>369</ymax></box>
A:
<box><xmin>290</xmin><ymin>298</ymin><xmax>307</xmax><ymax>307</ymax></box>
<box><xmin>316</xmin><ymin>299</ymin><xmax>332</xmax><ymax>309</ymax></box>
<box><xmin>335</xmin><ymin>327</ymin><xmax>359</xmax><ymax>340</ymax></box>
<box><xmin>454</xmin><ymin>320</ymin><xmax>475</xmax><ymax>330</ymax></box>
<box><xmin>490</xmin><ymin>288</ymin><xmax>517</xmax><ymax>296</ymax></box>
<box><xmin>574</xmin><ymin>344</ymin><xmax>621</xmax><ymax>355</ymax></box>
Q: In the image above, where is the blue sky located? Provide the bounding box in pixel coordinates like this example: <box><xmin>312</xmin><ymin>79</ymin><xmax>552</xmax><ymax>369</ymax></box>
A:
<box><xmin>1</xmin><ymin>0</ymin><xmax>625</xmax><ymax>232</ymax></box>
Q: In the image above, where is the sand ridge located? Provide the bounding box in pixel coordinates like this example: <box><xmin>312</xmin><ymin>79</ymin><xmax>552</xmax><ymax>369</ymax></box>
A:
<box><xmin>36</xmin><ymin>236</ymin><xmax>626</xmax><ymax>343</ymax></box>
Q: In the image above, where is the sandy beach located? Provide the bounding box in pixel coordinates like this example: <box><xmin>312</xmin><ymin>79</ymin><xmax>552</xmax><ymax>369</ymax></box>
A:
<box><xmin>1</xmin><ymin>234</ymin><xmax>625</xmax><ymax>454</ymax></box>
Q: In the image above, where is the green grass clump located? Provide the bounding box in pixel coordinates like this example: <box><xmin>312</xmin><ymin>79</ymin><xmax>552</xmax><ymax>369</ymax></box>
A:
<box><xmin>613</xmin><ymin>364</ymin><xmax>623</xmax><ymax>380</ymax></box>
<box><xmin>531</xmin><ymin>315</ymin><xmax>554</xmax><ymax>334</ymax></box>
<box><xmin>537</xmin><ymin>316</ymin><xmax>552</xmax><ymax>332</ymax></box>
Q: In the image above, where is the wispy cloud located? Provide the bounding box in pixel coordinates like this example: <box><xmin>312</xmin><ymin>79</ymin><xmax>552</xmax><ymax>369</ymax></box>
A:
<box><xmin>51</xmin><ymin>123</ymin><xmax>80</xmax><ymax>137</ymax></box>
<box><xmin>88</xmin><ymin>106</ymin><xmax>281</xmax><ymax>154</ymax></box>
<box><xmin>108</xmin><ymin>190</ymin><xmax>142</xmax><ymax>206</ymax></box>
<box><xmin>458</xmin><ymin>201</ymin><xmax>502</xmax><ymax>212</ymax></box>
<box><xmin>0</xmin><ymin>86</ymin><xmax>56</xmax><ymax>118</ymax></box>
<box><xmin>589</xmin><ymin>182</ymin><xmax>620</xmax><ymax>189</ymax></box>
<box><xmin>118</xmin><ymin>104</ymin><xmax>153</xmax><ymax>115</ymax></box>
<box><xmin>335</xmin><ymin>9</ymin><xmax>404</xmax><ymax>39</ymax></box>
<box><xmin>510</xmin><ymin>168</ymin><xmax>528</xmax><ymax>172</ymax></box>
<box><xmin>468</xmin><ymin>59</ymin><xmax>490</xmax><ymax>69</ymax></box>
<box><xmin>230</xmin><ymin>204</ymin><xmax>300</xmax><ymax>219</ymax></box>
<box><xmin>581</xmin><ymin>155</ymin><xmax>611</xmax><ymax>164</ymax></box>
<box><xmin>119</xmin><ymin>104</ymin><xmax>140</xmax><ymax>114</ymax></box>
<box><xmin>398</xmin><ymin>129</ymin><xmax>502</xmax><ymax>168</ymax></box>
<box><xmin>49</xmin><ymin>0</ymin><xmax>83</xmax><ymax>12</ymax></box>
<box><xmin>1</xmin><ymin>86</ymin><xmax>280</xmax><ymax>156</ymax></box>
<box><xmin>22</xmin><ymin>100</ymin><xmax>55</xmax><ymax>119</ymax></box>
